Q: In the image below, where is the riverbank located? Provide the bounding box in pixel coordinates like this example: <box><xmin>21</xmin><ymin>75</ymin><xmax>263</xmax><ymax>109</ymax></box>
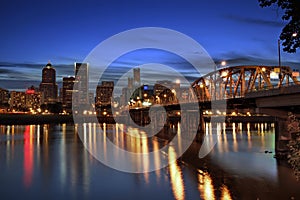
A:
<box><xmin>0</xmin><ymin>113</ymin><xmax>74</xmax><ymax>125</ymax></box>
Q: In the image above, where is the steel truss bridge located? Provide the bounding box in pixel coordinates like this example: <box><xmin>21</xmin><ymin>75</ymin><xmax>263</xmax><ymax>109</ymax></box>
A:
<box><xmin>192</xmin><ymin>65</ymin><xmax>299</xmax><ymax>102</ymax></box>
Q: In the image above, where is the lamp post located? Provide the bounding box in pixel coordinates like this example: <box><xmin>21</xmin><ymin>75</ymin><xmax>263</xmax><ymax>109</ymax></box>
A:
<box><xmin>278</xmin><ymin>39</ymin><xmax>281</xmax><ymax>68</ymax></box>
<box><xmin>214</xmin><ymin>61</ymin><xmax>226</xmax><ymax>100</ymax></box>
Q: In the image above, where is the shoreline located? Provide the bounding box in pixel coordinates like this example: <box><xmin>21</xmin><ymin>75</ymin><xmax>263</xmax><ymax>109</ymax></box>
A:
<box><xmin>0</xmin><ymin>113</ymin><xmax>74</xmax><ymax>125</ymax></box>
<box><xmin>0</xmin><ymin>113</ymin><xmax>276</xmax><ymax>125</ymax></box>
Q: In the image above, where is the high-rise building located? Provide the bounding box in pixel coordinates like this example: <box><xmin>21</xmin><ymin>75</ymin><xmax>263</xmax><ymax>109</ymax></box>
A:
<box><xmin>0</xmin><ymin>88</ymin><xmax>9</xmax><ymax>105</ymax></box>
<box><xmin>120</xmin><ymin>87</ymin><xmax>129</xmax><ymax>106</ymax></box>
<box><xmin>62</xmin><ymin>76</ymin><xmax>75</xmax><ymax>111</ymax></box>
<box><xmin>9</xmin><ymin>91</ymin><xmax>26</xmax><ymax>111</ymax></box>
<box><xmin>96</xmin><ymin>81</ymin><xmax>114</xmax><ymax>105</ymax></box>
<box><xmin>25</xmin><ymin>86</ymin><xmax>42</xmax><ymax>110</ymax></box>
<box><xmin>39</xmin><ymin>62</ymin><xmax>58</xmax><ymax>104</ymax></box>
<box><xmin>128</xmin><ymin>77</ymin><xmax>133</xmax><ymax>89</ymax></box>
<box><xmin>133</xmin><ymin>68</ymin><xmax>140</xmax><ymax>86</ymax></box>
<box><xmin>9</xmin><ymin>87</ymin><xmax>41</xmax><ymax>111</ymax></box>
<box><xmin>74</xmin><ymin>62</ymin><xmax>88</xmax><ymax>105</ymax></box>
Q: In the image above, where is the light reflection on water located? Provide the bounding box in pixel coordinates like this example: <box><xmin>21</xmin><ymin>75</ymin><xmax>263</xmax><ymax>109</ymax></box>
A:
<box><xmin>169</xmin><ymin>146</ymin><xmax>185</xmax><ymax>200</ymax></box>
<box><xmin>0</xmin><ymin>122</ymin><xmax>300</xmax><ymax>199</ymax></box>
<box><xmin>198</xmin><ymin>170</ymin><xmax>215</xmax><ymax>200</ymax></box>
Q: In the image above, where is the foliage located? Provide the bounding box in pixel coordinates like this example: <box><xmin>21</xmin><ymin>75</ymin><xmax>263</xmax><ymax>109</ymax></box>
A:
<box><xmin>258</xmin><ymin>0</ymin><xmax>300</xmax><ymax>53</ymax></box>
<box><xmin>287</xmin><ymin>133</ymin><xmax>300</xmax><ymax>181</ymax></box>
<box><xmin>286</xmin><ymin>112</ymin><xmax>300</xmax><ymax>180</ymax></box>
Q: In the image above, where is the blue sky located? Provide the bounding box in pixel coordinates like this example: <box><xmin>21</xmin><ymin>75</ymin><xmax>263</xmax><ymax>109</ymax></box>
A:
<box><xmin>0</xmin><ymin>0</ymin><xmax>299</xmax><ymax>90</ymax></box>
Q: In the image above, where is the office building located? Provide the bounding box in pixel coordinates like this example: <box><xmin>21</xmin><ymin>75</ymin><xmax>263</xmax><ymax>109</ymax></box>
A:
<box><xmin>74</xmin><ymin>62</ymin><xmax>88</xmax><ymax>105</ymax></box>
<box><xmin>25</xmin><ymin>87</ymin><xmax>42</xmax><ymax>110</ymax></box>
<box><xmin>10</xmin><ymin>87</ymin><xmax>41</xmax><ymax>111</ymax></box>
<box><xmin>96</xmin><ymin>81</ymin><xmax>114</xmax><ymax>105</ymax></box>
<box><xmin>62</xmin><ymin>76</ymin><xmax>75</xmax><ymax>111</ymax></box>
<box><xmin>39</xmin><ymin>62</ymin><xmax>58</xmax><ymax>103</ymax></box>
<box><xmin>0</xmin><ymin>88</ymin><xmax>9</xmax><ymax>105</ymax></box>
<box><xmin>133</xmin><ymin>68</ymin><xmax>140</xmax><ymax>86</ymax></box>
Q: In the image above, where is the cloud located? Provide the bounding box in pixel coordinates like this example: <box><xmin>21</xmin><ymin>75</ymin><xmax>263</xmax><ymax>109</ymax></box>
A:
<box><xmin>214</xmin><ymin>52</ymin><xmax>300</xmax><ymax>69</ymax></box>
<box><xmin>0</xmin><ymin>62</ymin><xmax>75</xmax><ymax>91</ymax></box>
<box><xmin>223</xmin><ymin>14</ymin><xmax>284</xmax><ymax>27</ymax></box>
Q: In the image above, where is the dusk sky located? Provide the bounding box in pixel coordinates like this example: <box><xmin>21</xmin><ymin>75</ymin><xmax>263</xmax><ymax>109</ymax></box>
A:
<box><xmin>1</xmin><ymin>0</ymin><xmax>300</xmax><ymax>90</ymax></box>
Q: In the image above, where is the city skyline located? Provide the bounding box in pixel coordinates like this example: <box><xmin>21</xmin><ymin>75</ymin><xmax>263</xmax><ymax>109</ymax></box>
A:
<box><xmin>1</xmin><ymin>0</ymin><xmax>300</xmax><ymax>91</ymax></box>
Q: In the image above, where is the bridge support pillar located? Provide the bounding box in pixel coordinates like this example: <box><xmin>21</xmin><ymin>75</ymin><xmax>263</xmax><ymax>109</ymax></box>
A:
<box><xmin>275</xmin><ymin>119</ymin><xmax>289</xmax><ymax>159</ymax></box>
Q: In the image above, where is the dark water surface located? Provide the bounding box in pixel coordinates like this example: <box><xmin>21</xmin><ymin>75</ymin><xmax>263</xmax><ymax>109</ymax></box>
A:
<box><xmin>0</xmin><ymin>122</ymin><xmax>300</xmax><ymax>200</ymax></box>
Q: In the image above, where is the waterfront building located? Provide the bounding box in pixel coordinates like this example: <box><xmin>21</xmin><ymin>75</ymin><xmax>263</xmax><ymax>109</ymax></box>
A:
<box><xmin>0</xmin><ymin>88</ymin><xmax>9</xmax><ymax>112</ymax></box>
<box><xmin>96</xmin><ymin>81</ymin><xmax>114</xmax><ymax>106</ymax></box>
<box><xmin>74</xmin><ymin>62</ymin><xmax>88</xmax><ymax>105</ymax></box>
<box><xmin>39</xmin><ymin>62</ymin><xmax>58</xmax><ymax>104</ymax></box>
<box><xmin>9</xmin><ymin>87</ymin><xmax>41</xmax><ymax>111</ymax></box>
<box><xmin>62</xmin><ymin>76</ymin><xmax>75</xmax><ymax>112</ymax></box>
<box><xmin>0</xmin><ymin>87</ymin><xmax>9</xmax><ymax>105</ymax></box>
<box><xmin>25</xmin><ymin>86</ymin><xmax>42</xmax><ymax>110</ymax></box>
<box><xmin>133</xmin><ymin>68</ymin><xmax>140</xmax><ymax>86</ymax></box>
<box><xmin>120</xmin><ymin>87</ymin><xmax>129</xmax><ymax>106</ymax></box>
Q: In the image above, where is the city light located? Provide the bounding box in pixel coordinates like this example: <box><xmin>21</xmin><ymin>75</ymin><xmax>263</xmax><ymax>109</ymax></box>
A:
<box><xmin>221</xmin><ymin>61</ymin><xmax>226</xmax><ymax>66</ymax></box>
<box><xmin>221</xmin><ymin>71</ymin><xmax>228</xmax><ymax>77</ymax></box>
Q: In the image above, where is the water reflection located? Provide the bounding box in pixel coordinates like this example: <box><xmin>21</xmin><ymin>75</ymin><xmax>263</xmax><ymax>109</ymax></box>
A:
<box><xmin>0</xmin><ymin>124</ymin><xmax>91</xmax><ymax>197</ymax></box>
<box><xmin>221</xmin><ymin>184</ymin><xmax>232</xmax><ymax>200</ymax></box>
<box><xmin>168</xmin><ymin>146</ymin><xmax>185</xmax><ymax>200</ymax></box>
<box><xmin>0</xmin><ymin>121</ymin><xmax>300</xmax><ymax>199</ymax></box>
<box><xmin>23</xmin><ymin>125</ymin><xmax>33</xmax><ymax>188</ymax></box>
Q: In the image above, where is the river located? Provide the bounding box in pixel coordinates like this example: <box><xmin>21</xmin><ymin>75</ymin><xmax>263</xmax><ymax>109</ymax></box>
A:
<box><xmin>0</xmin><ymin>122</ymin><xmax>300</xmax><ymax>199</ymax></box>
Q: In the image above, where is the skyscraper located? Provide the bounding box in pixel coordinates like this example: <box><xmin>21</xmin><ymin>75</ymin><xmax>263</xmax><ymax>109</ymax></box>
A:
<box><xmin>96</xmin><ymin>81</ymin><xmax>114</xmax><ymax>105</ymax></box>
<box><xmin>74</xmin><ymin>62</ymin><xmax>88</xmax><ymax>105</ymax></box>
<box><xmin>39</xmin><ymin>62</ymin><xmax>58</xmax><ymax>104</ymax></box>
<box><xmin>133</xmin><ymin>68</ymin><xmax>140</xmax><ymax>86</ymax></box>
<box><xmin>0</xmin><ymin>88</ymin><xmax>9</xmax><ymax>106</ymax></box>
<box><xmin>62</xmin><ymin>76</ymin><xmax>75</xmax><ymax>112</ymax></box>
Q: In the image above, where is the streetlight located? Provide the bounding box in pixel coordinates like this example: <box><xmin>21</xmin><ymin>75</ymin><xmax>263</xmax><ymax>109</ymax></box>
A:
<box><xmin>214</xmin><ymin>60</ymin><xmax>227</xmax><ymax>100</ymax></box>
<box><xmin>278</xmin><ymin>33</ymin><xmax>297</xmax><ymax>80</ymax></box>
<box><xmin>221</xmin><ymin>61</ymin><xmax>227</xmax><ymax>67</ymax></box>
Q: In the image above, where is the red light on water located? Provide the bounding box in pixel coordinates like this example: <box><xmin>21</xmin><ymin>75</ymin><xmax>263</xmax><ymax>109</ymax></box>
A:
<box><xmin>23</xmin><ymin>125</ymin><xmax>33</xmax><ymax>188</ymax></box>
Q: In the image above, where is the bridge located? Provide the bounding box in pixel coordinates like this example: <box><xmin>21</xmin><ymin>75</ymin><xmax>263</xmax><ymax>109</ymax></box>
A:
<box><xmin>191</xmin><ymin>65</ymin><xmax>300</xmax><ymax>156</ymax></box>
<box><xmin>192</xmin><ymin>65</ymin><xmax>299</xmax><ymax>101</ymax></box>
<box><xmin>97</xmin><ymin>65</ymin><xmax>300</xmax><ymax>157</ymax></box>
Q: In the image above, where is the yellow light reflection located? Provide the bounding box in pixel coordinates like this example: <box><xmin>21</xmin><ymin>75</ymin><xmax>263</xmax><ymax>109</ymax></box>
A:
<box><xmin>232</xmin><ymin>123</ymin><xmax>238</xmax><ymax>152</ymax></box>
<box><xmin>260</xmin><ymin>123</ymin><xmax>265</xmax><ymax>150</ymax></box>
<box><xmin>169</xmin><ymin>146</ymin><xmax>185</xmax><ymax>200</ymax></box>
<box><xmin>221</xmin><ymin>185</ymin><xmax>232</xmax><ymax>200</ymax></box>
<box><xmin>222</xmin><ymin>123</ymin><xmax>229</xmax><ymax>153</ymax></box>
<box><xmin>141</xmin><ymin>131</ymin><xmax>149</xmax><ymax>183</ymax></box>
<box><xmin>198</xmin><ymin>171</ymin><xmax>215</xmax><ymax>200</ymax></box>
<box><xmin>103</xmin><ymin>123</ymin><xmax>107</xmax><ymax>161</ymax></box>
<box><xmin>217</xmin><ymin>123</ymin><xmax>223</xmax><ymax>153</ymax></box>
<box><xmin>153</xmin><ymin>138</ymin><xmax>161</xmax><ymax>179</ymax></box>
<box><xmin>247</xmin><ymin>123</ymin><xmax>252</xmax><ymax>149</ymax></box>
<box><xmin>178</xmin><ymin>122</ymin><xmax>182</xmax><ymax>154</ymax></box>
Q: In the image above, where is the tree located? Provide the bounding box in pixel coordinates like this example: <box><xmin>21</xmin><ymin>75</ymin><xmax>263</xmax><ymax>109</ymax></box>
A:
<box><xmin>258</xmin><ymin>0</ymin><xmax>300</xmax><ymax>53</ymax></box>
<box><xmin>286</xmin><ymin>112</ymin><xmax>300</xmax><ymax>181</ymax></box>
